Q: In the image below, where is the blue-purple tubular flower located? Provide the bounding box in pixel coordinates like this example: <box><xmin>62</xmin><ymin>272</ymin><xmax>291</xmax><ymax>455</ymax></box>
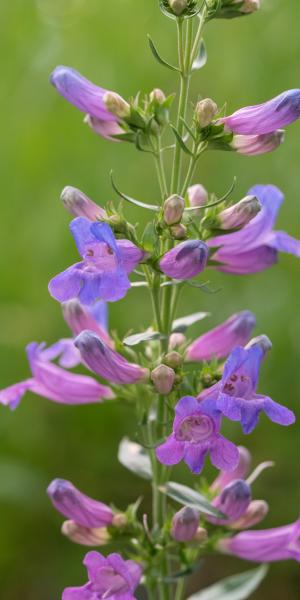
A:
<box><xmin>159</xmin><ymin>240</ymin><xmax>209</xmax><ymax>280</ymax></box>
<box><xmin>208</xmin><ymin>340</ymin><xmax>295</xmax><ymax>434</ymax></box>
<box><xmin>208</xmin><ymin>185</ymin><xmax>300</xmax><ymax>274</ymax></box>
<box><xmin>156</xmin><ymin>395</ymin><xmax>239</xmax><ymax>475</ymax></box>
<box><xmin>209</xmin><ymin>480</ymin><xmax>252</xmax><ymax>526</ymax></box>
<box><xmin>75</xmin><ymin>330</ymin><xmax>149</xmax><ymax>384</ymax></box>
<box><xmin>48</xmin><ymin>218</ymin><xmax>144</xmax><ymax>305</ymax></box>
<box><xmin>186</xmin><ymin>311</ymin><xmax>256</xmax><ymax>362</ymax></box>
<box><xmin>47</xmin><ymin>479</ymin><xmax>114</xmax><ymax>528</ymax></box>
<box><xmin>0</xmin><ymin>343</ymin><xmax>113</xmax><ymax>410</ymax></box>
<box><xmin>62</xmin><ymin>551</ymin><xmax>142</xmax><ymax>600</ymax></box>
<box><xmin>222</xmin><ymin>89</ymin><xmax>300</xmax><ymax>135</ymax></box>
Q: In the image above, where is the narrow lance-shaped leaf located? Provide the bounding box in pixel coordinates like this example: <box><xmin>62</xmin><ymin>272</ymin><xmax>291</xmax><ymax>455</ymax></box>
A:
<box><xmin>110</xmin><ymin>171</ymin><xmax>160</xmax><ymax>211</ymax></box>
<box><xmin>148</xmin><ymin>35</ymin><xmax>180</xmax><ymax>72</ymax></box>
<box><xmin>123</xmin><ymin>331</ymin><xmax>166</xmax><ymax>347</ymax></box>
<box><xmin>186</xmin><ymin>565</ymin><xmax>268</xmax><ymax>600</ymax></box>
<box><xmin>170</xmin><ymin>124</ymin><xmax>194</xmax><ymax>156</ymax></box>
<box><xmin>118</xmin><ymin>438</ymin><xmax>152</xmax><ymax>480</ymax></box>
<box><xmin>159</xmin><ymin>481</ymin><xmax>225</xmax><ymax>518</ymax></box>
<box><xmin>172</xmin><ymin>312</ymin><xmax>210</xmax><ymax>333</ymax></box>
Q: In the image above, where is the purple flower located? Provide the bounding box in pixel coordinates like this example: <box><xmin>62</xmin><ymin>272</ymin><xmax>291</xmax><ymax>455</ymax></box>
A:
<box><xmin>171</xmin><ymin>506</ymin><xmax>200</xmax><ymax>542</ymax></box>
<box><xmin>62</xmin><ymin>551</ymin><xmax>142</xmax><ymax>600</ymax></box>
<box><xmin>186</xmin><ymin>311</ymin><xmax>256</xmax><ymax>362</ymax></box>
<box><xmin>156</xmin><ymin>396</ymin><xmax>239</xmax><ymax>475</ymax></box>
<box><xmin>210</xmin><ymin>341</ymin><xmax>295</xmax><ymax>434</ymax></box>
<box><xmin>75</xmin><ymin>330</ymin><xmax>149</xmax><ymax>385</ymax></box>
<box><xmin>48</xmin><ymin>218</ymin><xmax>144</xmax><ymax>305</ymax></box>
<box><xmin>210</xmin><ymin>446</ymin><xmax>251</xmax><ymax>492</ymax></box>
<box><xmin>62</xmin><ymin>299</ymin><xmax>112</xmax><ymax>347</ymax></box>
<box><xmin>159</xmin><ymin>240</ymin><xmax>209</xmax><ymax>280</ymax></box>
<box><xmin>209</xmin><ymin>480</ymin><xmax>252</xmax><ymax>526</ymax></box>
<box><xmin>219</xmin><ymin>520</ymin><xmax>300</xmax><ymax>563</ymax></box>
<box><xmin>0</xmin><ymin>342</ymin><xmax>113</xmax><ymax>410</ymax></box>
<box><xmin>232</xmin><ymin>131</ymin><xmax>284</xmax><ymax>155</ymax></box>
<box><xmin>221</xmin><ymin>89</ymin><xmax>300</xmax><ymax>135</ymax></box>
<box><xmin>208</xmin><ymin>185</ymin><xmax>300</xmax><ymax>274</ymax></box>
<box><xmin>47</xmin><ymin>479</ymin><xmax>114</xmax><ymax>528</ymax></box>
<box><xmin>50</xmin><ymin>66</ymin><xmax>125</xmax><ymax>141</ymax></box>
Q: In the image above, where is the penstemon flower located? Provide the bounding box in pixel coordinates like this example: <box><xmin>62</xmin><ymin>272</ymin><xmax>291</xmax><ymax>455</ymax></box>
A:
<box><xmin>2</xmin><ymin>2</ymin><xmax>300</xmax><ymax>599</ymax></box>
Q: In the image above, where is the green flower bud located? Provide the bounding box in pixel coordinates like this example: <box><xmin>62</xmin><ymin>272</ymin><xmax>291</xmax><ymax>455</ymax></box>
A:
<box><xmin>195</xmin><ymin>98</ymin><xmax>218</xmax><ymax>128</ymax></box>
<box><xmin>170</xmin><ymin>223</ymin><xmax>188</xmax><ymax>240</ymax></box>
<box><xmin>150</xmin><ymin>88</ymin><xmax>166</xmax><ymax>104</ymax></box>
<box><xmin>168</xmin><ymin>0</ymin><xmax>188</xmax><ymax>16</ymax></box>
<box><xmin>163</xmin><ymin>194</ymin><xmax>185</xmax><ymax>225</ymax></box>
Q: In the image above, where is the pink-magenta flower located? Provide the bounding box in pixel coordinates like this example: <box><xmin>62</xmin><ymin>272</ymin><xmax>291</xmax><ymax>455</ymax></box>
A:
<box><xmin>50</xmin><ymin>66</ymin><xmax>125</xmax><ymax>141</ymax></box>
<box><xmin>156</xmin><ymin>395</ymin><xmax>239</xmax><ymax>475</ymax></box>
<box><xmin>221</xmin><ymin>89</ymin><xmax>300</xmax><ymax>135</ymax></box>
<box><xmin>208</xmin><ymin>185</ymin><xmax>300</xmax><ymax>274</ymax></box>
<box><xmin>159</xmin><ymin>240</ymin><xmax>209</xmax><ymax>280</ymax></box>
<box><xmin>210</xmin><ymin>446</ymin><xmax>251</xmax><ymax>492</ymax></box>
<box><xmin>186</xmin><ymin>311</ymin><xmax>256</xmax><ymax>362</ymax></box>
<box><xmin>171</xmin><ymin>506</ymin><xmax>200</xmax><ymax>542</ymax></box>
<box><xmin>62</xmin><ymin>551</ymin><xmax>142</xmax><ymax>600</ymax></box>
<box><xmin>48</xmin><ymin>218</ymin><xmax>144</xmax><ymax>305</ymax></box>
<box><xmin>61</xmin><ymin>186</ymin><xmax>107</xmax><ymax>220</ymax></box>
<box><xmin>232</xmin><ymin>131</ymin><xmax>284</xmax><ymax>155</ymax></box>
<box><xmin>0</xmin><ymin>342</ymin><xmax>113</xmax><ymax>410</ymax></box>
<box><xmin>75</xmin><ymin>331</ymin><xmax>149</xmax><ymax>384</ymax></box>
<box><xmin>219</xmin><ymin>520</ymin><xmax>300</xmax><ymax>563</ymax></box>
<box><xmin>47</xmin><ymin>479</ymin><xmax>114</xmax><ymax>528</ymax></box>
<box><xmin>62</xmin><ymin>299</ymin><xmax>112</xmax><ymax>347</ymax></box>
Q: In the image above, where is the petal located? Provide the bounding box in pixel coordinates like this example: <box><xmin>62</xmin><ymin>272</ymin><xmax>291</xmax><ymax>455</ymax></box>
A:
<box><xmin>175</xmin><ymin>396</ymin><xmax>199</xmax><ymax>418</ymax></box>
<box><xmin>48</xmin><ymin>264</ymin><xmax>83</xmax><ymax>303</ymax></box>
<box><xmin>0</xmin><ymin>379</ymin><xmax>34</xmax><ymax>410</ymax></box>
<box><xmin>70</xmin><ymin>217</ymin><xmax>96</xmax><ymax>256</ymax></box>
<box><xmin>184</xmin><ymin>446</ymin><xmax>207</xmax><ymax>474</ymax></box>
<box><xmin>267</xmin><ymin>230</ymin><xmax>300</xmax><ymax>257</ymax></box>
<box><xmin>83</xmin><ymin>550</ymin><xmax>107</xmax><ymax>582</ymax></box>
<box><xmin>62</xmin><ymin>585</ymin><xmax>92</xmax><ymax>600</ymax></box>
<box><xmin>262</xmin><ymin>396</ymin><xmax>296</xmax><ymax>426</ymax></box>
<box><xmin>213</xmin><ymin>245</ymin><xmax>278</xmax><ymax>275</ymax></box>
<box><xmin>240</xmin><ymin>403</ymin><xmax>261</xmax><ymax>434</ymax></box>
<box><xmin>210</xmin><ymin>436</ymin><xmax>239</xmax><ymax>472</ymax></box>
<box><xmin>156</xmin><ymin>436</ymin><xmax>185</xmax><ymax>466</ymax></box>
<box><xmin>216</xmin><ymin>394</ymin><xmax>243</xmax><ymax>422</ymax></box>
<box><xmin>117</xmin><ymin>239</ymin><xmax>144</xmax><ymax>273</ymax></box>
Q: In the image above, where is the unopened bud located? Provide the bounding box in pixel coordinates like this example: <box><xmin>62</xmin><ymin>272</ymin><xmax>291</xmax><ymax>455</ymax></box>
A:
<box><xmin>219</xmin><ymin>196</ymin><xmax>261</xmax><ymax>230</ymax></box>
<box><xmin>164</xmin><ymin>195</ymin><xmax>185</xmax><ymax>226</ymax></box>
<box><xmin>164</xmin><ymin>351</ymin><xmax>183</xmax><ymax>369</ymax></box>
<box><xmin>170</xmin><ymin>223</ymin><xmax>188</xmax><ymax>240</ymax></box>
<box><xmin>151</xmin><ymin>364</ymin><xmax>175</xmax><ymax>395</ymax></box>
<box><xmin>230</xmin><ymin>500</ymin><xmax>269</xmax><ymax>530</ymax></box>
<box><xmin>169</xmin><ymin>332</ymin><xmax>186</xmax><ymax>350</ymax></box>
<box><xmin>246</xmin><ymin>335</ymin><xmax>272</xmax><ymax>356</ymax></box>
<box><xmin>195</xmin><ymin>99</ymin><xmax>218</xmax><ymax>128</ymax></box>
<box><xmin>103</xmin><ymin>92</ymin><xmax>131</xmax><ymax>119</ymax></box>
<box><xmin>188</xmin><ymin>184</ymin><xmax>208</xmax><ymax>208</ymax></box>
<box><xmin>194</xmin><ymin>526</ymin><xmax>208</xmax><ymax>543</ymax></box>
<box><xmin>169</xmin><ymin>0</ymin><xmax>188</xmax><ymax>16</ymax></box>
<box><xmin>212</xmin><ymin>480</ymin><xmax>251</xmax><ymax>525</ymax></box>
<box><xmin>62</xmin><ymin>520</ymin><xmax>110</xmax><ymax>547</ymax></box>
<box><xmin>150</xmin><ymin>88</ymin><xmax>166</xmax><ymax>104</ymax></box>
<box><xmin>239</xmin><ymin>0</ymin><xmax>260</xmax><ymax>14</ymax></box>
<box><xmin>171</xmin><ymin>507</ymin><xmax>200</xmax><ymax>542</ymax></box>
<box><xmin>61</xmin><ymin>186</ymin><xmax>107</xmax><ymax>220</ymax></box>
<box><xmin>112</xmin><ymin>513</ymin><xmax>128</xmax><ymax>528</ymax></box>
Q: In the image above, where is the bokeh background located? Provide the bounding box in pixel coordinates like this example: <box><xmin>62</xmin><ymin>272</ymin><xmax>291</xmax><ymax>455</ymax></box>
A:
<box><xmin>1</xmin><ymin>0</ymin><xmax>300</xmax><ymax>598</ymax></box>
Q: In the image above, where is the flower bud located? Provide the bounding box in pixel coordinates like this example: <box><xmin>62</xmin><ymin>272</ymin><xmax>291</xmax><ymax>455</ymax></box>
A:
<box><xmin>245</xmin><ymin>335</ymin><xmax>272</xmax><ymax>356</ymax></box>
<box><xmin>171</xmin><ymin>507</ymin><xmax>200</xmax><ymax>542</ymax></box>
<box><xmin>47</xmin><ymin>479</ymin><xmax>114</xmax><ymax>528</ymax></box>
<box><xmin>169</xmin><ymin>0</ymin><xmax>188</xmax><ymax>16</ymax></box>
<box><xmin>62</xmin><ymin>520</ymin><xmax>110</xmax><ymax>547</ymax></box>
<box><xmin>150</xmin><ymin>88</ymin><xmax>166</xmax><ymax>104</ymax></box>
<box><xmin>151</xmin><ymin>364</ymin><xmax>175</xmax><ymax>395</ymax></box>
<box><xmin>103</xmin><ymin>92</ymin><xmax>131</xmax><ymax>119</ymax></box>
<box><xmin>210</xmin><ymin>479</ymin><xmax>252</xmax><ymax>525</ymax></box>
<box><xmin>164</xmin><ymin>351</ymin><xmax>183</xmax><ymax>369</ymax></box>
<box><xmin>170</xmin><ymin>224</ymin><xmax>188</xmax><ymax>240</ymax></box>
<box><xmin>169</xmin><ymin>332</ymin><xmax>186</xmax><ymax>350</ymax></box>
<box><xmin>230</xmin><ymin>499</ymin><xmax>269</xmax><ymax>530</ymax></box>
<box><xmin>239</xmin><ymin>0</ymin><xmax>260</xmax><ymax>14</ymax></box>
<box><xmin>195</xmin><ymin>99</ymin><xmax>218</xmax><ymax>128</ymax></box>
<box><xmin>163</xmin><ymin>195</ymin><xmax>185</xmax><ymax>226</ymax></box>
<box><xmin>218</xmin><ymin>196</ymin><xmax>261</xmax><ymax>230</ymax></box>
<box><xmin>112</xmin><ymin>513</ymin><xmax>128</xmax><ymax>528</ymax></box>
<box><xmin>194</xmin><ymin>526</ymin><xmax>208</xmax><ymax>543</ymax></box>
<box><xmin>61</xmin><ymin>186</ymin><xmax>107</xmax><ymax>221</ymax></box>
<box><xmin>188</xmin><ymin>184</ymin><xmax>208</xmax><ymax>208</ymax></box>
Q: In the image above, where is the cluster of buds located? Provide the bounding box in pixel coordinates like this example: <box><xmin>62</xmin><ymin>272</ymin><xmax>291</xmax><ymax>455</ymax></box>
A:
<box><xmin>163</xmin><ymin>194</ymin><xmax>187</xmax><ymax>239</ymax></box>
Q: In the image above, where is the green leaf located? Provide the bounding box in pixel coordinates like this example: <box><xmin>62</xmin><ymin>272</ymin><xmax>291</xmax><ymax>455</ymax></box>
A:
<box><xmin>118</xmin><ymin>438</ymin><xmax>152</xmax><ymax>480</ymax></box>
<box><xmin>159</xmin><ymin>481</ymin><xmax>225</xmax><ymax>518</ymax></box>
<box><xmin>192</xmin><ymin>40</ymin><xmax>207</xmax><ymax>71</ymax></box>
<box><xmin>142</xmin><ymin>222</ymin><xmax>159</xmax><ymax>253</ymax></box>
<box><xmin>148</xmin><ymin>35</ymin><xmax>180</xmax><ymax>72</ymax></box>
<box><xmin>186</xmin><ymin>565</ymin><xmax>268</xmax><ymax>600</ymax></box>
<box><xmin>110</xmin><ymin>172</ymin><xmax>160</xmax><ymax>211</ymax></box>
<box><xmin>172</xmin><ymin>311</ymin><xmax>210</xmax><ymax>333</ymax></box>
<box><xmin>123</xmin><ymin>331</ymin><xmax>166</xmax><ymax>346</ymax></box>
<box><xmin>170</xmin><ymin>125</ymin><xmax>194</xmax><ymax>156</ymax></box>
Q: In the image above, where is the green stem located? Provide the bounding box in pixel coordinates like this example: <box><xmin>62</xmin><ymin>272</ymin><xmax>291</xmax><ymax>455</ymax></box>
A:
<box><xmin>175</xmin><ymin>578</ymin><xmax>186</xmax><ymax>600</ymax></box>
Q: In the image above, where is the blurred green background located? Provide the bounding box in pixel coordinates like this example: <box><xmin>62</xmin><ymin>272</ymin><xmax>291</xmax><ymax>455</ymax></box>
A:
<box><xmin>1</xmin><ymin>0</ymin><xmax>300</xmax><ymax>597</ymax></box>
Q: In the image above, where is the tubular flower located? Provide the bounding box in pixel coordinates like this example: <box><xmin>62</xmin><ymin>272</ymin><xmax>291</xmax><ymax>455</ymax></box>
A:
<box><xmin>171</xmin><ymin>507</ymin><xmax>200</xmax><ymax>542</ymax></box>
<box><xmin>62</xmin><ymin>551</ymin><xmax>142</xmax><ymax>600</ymax></box>
<box><xmin>207</xmin><ymin>185</ymin><xmax>300</xmax><ymax>274</ymax></box>
<box><xmin>0</xmin><ymin>342</ymin><xmax>113</xmax><ymax>410</ymax></box>
<box><xmin>156</xmin><ymin>395</ymin><xmax>239</xmax><ymax>475</ymax></box>
<box><xmin>61</xmin><ymin>186</ymin><xmax>107</xmax><ymax>220</ymax></box>
<box><xmin>221</xmin><ymin>89</ymin><xmax>300</xmax><ymax>135</ymax></box>
<box><xmin>50</xmin><ymin>66</ymin><xmax>125</xmax><ymax>141</ymax></box>
<box><xmin>186</xmin><ymin>311</ymin><xmax>256</xmax><ymax>362</ymax></box>
<box><xmin>232</xmin><ymin>131</ymin><xmax>284</xmax><ymax>156</ymax></box>
<box><xmin>47</xmin><ymin>479</ymin><xmax>114</xmax><ymax>528</ymax></box>
<box><xmin>48</xmin><ymin>217</ymin><xmax>144</xmax><ymax>305</ymax></box>
<box><xmin>209</xmin><ymin>479</ymin><xmax>252</xmax><ymax>526</ymax></box>
<box><xmin>62</xmin><ymin>299</ymin><xmax>112</xmax><ymax>347</ymax></box>
<box><xmin>159</xmin><ymin>240</ymin><xmax>209</xmax><ymax>280</ymax></box>
<box><xmin>218</xmin><ymin>520</ymin><xmax>300</xmax><ymax>563</ymax></box>
<box><xmin>205</xmin><ymin>340</ymin><xmax>295</xmax><ymax>434</ymax></box>
<box><xmin>75</xmin><ymin>331</ymin><xmax>149</xmax><ymax>384</ymax></box>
